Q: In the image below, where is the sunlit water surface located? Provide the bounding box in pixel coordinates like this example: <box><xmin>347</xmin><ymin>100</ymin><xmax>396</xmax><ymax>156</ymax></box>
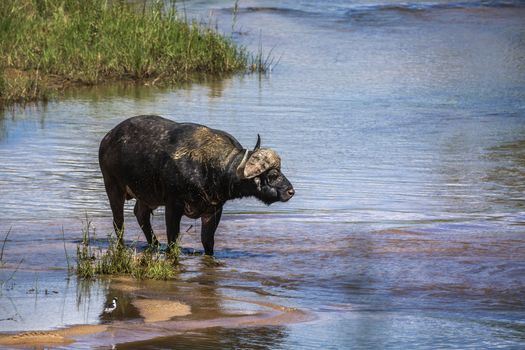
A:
<box><xmin>1</xmin><ymin>0</ymin><xmax>525</xmax><ymax>348</ymax></box>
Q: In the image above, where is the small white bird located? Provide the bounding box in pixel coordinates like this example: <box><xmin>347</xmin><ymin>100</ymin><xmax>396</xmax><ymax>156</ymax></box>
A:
<box><xmin>104</xmin><ymin>297</ymin><xmax>118</xmax><ymax>313</ymax></box>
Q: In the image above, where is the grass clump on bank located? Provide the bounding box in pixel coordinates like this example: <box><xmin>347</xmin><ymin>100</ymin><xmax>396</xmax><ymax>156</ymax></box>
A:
<box><xmin>0</xmin><ymin>68</ymin><xmax>51</xmax><ymax>105</ymax></box>
<box><xmin>0</xmin><ymin>0</ymin><xmax>257</xmax><ymax>106</ymax></box>
<box><xmin>77</xmin><ymin>219</ymin><xmax>180</xmax><ymax>280</ymax></box>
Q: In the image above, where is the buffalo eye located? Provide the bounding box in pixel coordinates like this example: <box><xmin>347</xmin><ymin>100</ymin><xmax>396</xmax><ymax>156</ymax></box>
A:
<box><xmin>267</xmin><ymin>170</ymin><xmax>280</xmax><ymax>182</ymax></box>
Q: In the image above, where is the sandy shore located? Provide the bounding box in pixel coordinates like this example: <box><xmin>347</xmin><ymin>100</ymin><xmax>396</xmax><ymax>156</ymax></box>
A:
<box><xmin>132</xmin><ymin>299</ymin><xmax>191</xmax><ymax>323</ymax></box>
<box><xmin>0</xmin><ymin>325</ymin><xmax>107</xmax><ymax>347</ymax></box>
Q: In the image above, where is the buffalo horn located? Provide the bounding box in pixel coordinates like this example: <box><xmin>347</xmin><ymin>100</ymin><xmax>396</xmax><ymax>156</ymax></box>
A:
<box><xmin>236</xmin><ymin>149</ymin><xmax>250</xmax><ymax>178</ymax></box>
<box><xmin>254</xmin><ymin>134</ymin><xmax>261</xmax><ymax>151</ymax></box>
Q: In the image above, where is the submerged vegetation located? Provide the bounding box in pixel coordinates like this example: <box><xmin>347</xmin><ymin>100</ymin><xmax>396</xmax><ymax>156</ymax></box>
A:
<box><xmin>0</xmin><ymin>0</ymin><xmax>264</xmax><ymax>107</ymax></box>
<box><xmin>76</xmin><ymin>218</ymin><xmax>180</xmax><ymax>280</ymax></box>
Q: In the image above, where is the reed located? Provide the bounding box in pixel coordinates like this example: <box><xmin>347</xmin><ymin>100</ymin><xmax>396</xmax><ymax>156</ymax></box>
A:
<box><xmin>0</xmin><ymin>228</ymin><xmax>11</xmax><ymax>264</ymax></box>
<box><xmin>0</xmin><ymin>228</ymin><xmax>24</xmax><ymax>290</ymax></box>
<box><xmin>76</xmin><ymin>218</ymin><xmax>179</xmax><ymax>280</ymax></box>
<box><xmin>61</xmin><ymin>226</ymin><xmax>73</xmax><ymax>274</ymax></box>
<box><xmin>0</xmin><ymin>0</ymin><xmax>266</xmax><ymax>106</ymax></box>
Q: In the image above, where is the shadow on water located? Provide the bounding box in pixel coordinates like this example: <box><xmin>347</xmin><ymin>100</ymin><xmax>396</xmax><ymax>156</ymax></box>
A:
<box><xmin>484</xmin><ymin>138</ymin><xmax>525</xmax><ymax>213</ymax></box>
<box><xmin>214</xmin><ymin>248</ymin><xmax>274</xmax><ymax>259</ymax></box>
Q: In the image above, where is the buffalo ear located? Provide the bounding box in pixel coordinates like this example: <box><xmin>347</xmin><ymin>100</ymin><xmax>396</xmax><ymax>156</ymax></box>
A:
<box><xmin>243</xmin><ymin>149</ymin><xmax>281</xmax><ymax>179</ymax></box>
<box><xmin>253</xmin><ymin>134</ymin><xmax>261</xmax><ymax>151</ymax></box>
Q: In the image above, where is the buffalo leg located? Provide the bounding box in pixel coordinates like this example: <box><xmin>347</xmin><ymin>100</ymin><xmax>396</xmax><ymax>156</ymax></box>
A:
<box><xmin>134</xmin><ymin>200</ymin><xmax>158</xmax><ymax>246</ymax></box>
<box><xmin>201</xmin><ymin>207</ymin><xmax>223</xmax><ymax>256</ymax></box>
<box><xmin>104</xmin><ymin>179</ymin><xmax>126</xmax><ymax>245</ymax></box>
<box><xmin>165</xmin><ymin>202</ymin><xmax>183</xmax><ymax>247</ymax></box>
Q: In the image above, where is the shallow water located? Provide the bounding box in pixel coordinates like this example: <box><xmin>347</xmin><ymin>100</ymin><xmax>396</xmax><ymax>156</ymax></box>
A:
<box><xmin>1</xmin><ymin>0</ymin><xmax>525</xmax><ymax>348</ymax></box>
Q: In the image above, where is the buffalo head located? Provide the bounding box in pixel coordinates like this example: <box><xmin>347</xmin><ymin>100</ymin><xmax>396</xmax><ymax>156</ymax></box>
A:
<box><xmin>236</xmin><ymin>135</ymin><xmax>295</xmax><ymax>205</ymax></box>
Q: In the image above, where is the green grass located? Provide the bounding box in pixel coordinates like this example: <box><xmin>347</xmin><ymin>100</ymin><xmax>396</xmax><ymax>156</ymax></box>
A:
<box><xmin>76</xmin><ymin>218</ymin><xmax>180</xmax><ymax>280</ymax></box>
<box><xmin>0</xmin><ymin>0</ymin><xmax>265</xmax><ymax>107</ymax></box>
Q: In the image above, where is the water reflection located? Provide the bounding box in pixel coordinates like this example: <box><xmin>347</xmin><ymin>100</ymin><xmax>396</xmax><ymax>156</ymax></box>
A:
<box><xmin>104</xmin><ymin>300</ymin><xmax>141</xmax><ymax>324</ymax></box>
<box><xmin>57</xmin><ymin>74</ymin><xmax>234</xmax><ymax>103</ymax></box>
<box><xmin>0</xmin><ymin>272</ymin><xmax>108</xmax><ymax>332</ymax></box>
<box><xmin>115</xmin><ymin>326</ymin><xmax>287</xmax><ymax>350</ymax></box>
<box><xmin>0</xmin><ymin>105</ymin><xmax>48</xmax><ymax>144</ymax></box>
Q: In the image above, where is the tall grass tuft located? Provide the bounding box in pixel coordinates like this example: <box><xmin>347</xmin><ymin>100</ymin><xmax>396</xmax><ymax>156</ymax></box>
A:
<box><xmin>0</xmin><ymin>0</ymin><xmax>256</xmax><ymax>106</ymax></box>
<box><xmin>0</xmin><ymin>67</ymin><xmax>51</xmax><ymax>107</ymax></box>
<box><xmin>76</xmin><ymin>218</ymin><xmax>179</xmax><ymax>280</ymax></box>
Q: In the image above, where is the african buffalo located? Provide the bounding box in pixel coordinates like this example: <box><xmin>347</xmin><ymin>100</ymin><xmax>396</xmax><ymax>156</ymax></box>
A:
<box><xmin>98</xmin><ymin>115</ymin><xmax>294</xmax><ymax>255</ymax></box>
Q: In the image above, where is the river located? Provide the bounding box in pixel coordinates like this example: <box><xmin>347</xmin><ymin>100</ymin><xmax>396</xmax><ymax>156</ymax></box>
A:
<box><xmin>1</xmin><ymin>0</ymin><xmax>525</xmax><ymax>348</ymax></box>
